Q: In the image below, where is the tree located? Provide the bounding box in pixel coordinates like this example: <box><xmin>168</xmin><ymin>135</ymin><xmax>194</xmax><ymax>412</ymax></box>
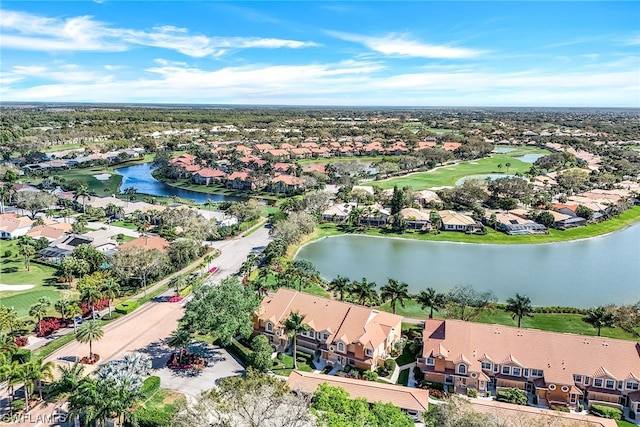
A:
<box><xmin>169</xmin><ymin>275</ymin><xmax>186</xmax><ymax>296</ymax></box>
<box><xmin>350</xmin><ymin>278</ymin><xmax>378</xmax><ymax>306</ymax></box>
<box><xmin>74</xmin><ymin>185</ymin><xmax>91</xmax><ymax>214</ymax></box>
<box><xmin>576</xmin><ymin>205</ymin><xmax>594</xmax><ymax>221</ymax></box>
<box><xmin>167</xmin><ymin>240</ymin><xmax>202</xmax><ymax>270</ymax></box>
<box><xmin>78</xmin><ymin>283</ymin><xmax>104</xmax><ymax>320</ymax></box>
<box><xmin>60</xmin><ymin>256</ymin><xmax>89</xmax><ymax>283</ymax></box>
<box><xmin>328</xmin><ymin>275</ymin><xmax>351</xmax><ymax>301</ymax></box>
<box><xmin>47</xmin><ymin>361</ymin><xmax>85</xmax><ymax>401</ymax></box>
<box><xmin>416</xmin><ymin>288</ymin><xmax>447</xmax><ymax>319</ymax></box>
<box><xmin>390</xmin><ymin>185</ymin><xmax>405</xmax><ymax>215</ymax></box>
<box><xmin>380</xmin><ymin>279</ymin><xmax>410</xmax><ymax>314</ymax></box>
<box><xmin>284</xmin><ymin>311</ymin><xmax>309</xmax><ymax>370</ymax></box>
<box><xmin>17</xmin><ymin>241</ymin><xmax>35</xmax><ymax>271</ymax></box>
<box><xmin>124</xmin><ymin>186</ymin><xmax>137</xmax><ymax>201</ymax></box>
<box><xmin>68</xmin><ymin>376</ymin><xmax>140</xmax><ymax>427</ymax></box>
<box><xmin>75</xmin><ymin>320</ymin><xmax>104</xmax><ymax>361</ymax></box>
<box><xmin>14</xmin><ymin>191</ymin><xmax>57</xmax><ymax>219</ymax></box>
<box><xmin>0</xmin><ymin>184</ymin><xmax>13</xmax><ymax>214</ymax></box>
<box><xmin>505</xmin><ymin>293</ymin><xmax>534</xmax><ymax>328</ymax></box>
<box><xmin>0</xmin><ymin>306</ymin><xmax>22</xmax><ymax>335</ymax></box>
<box><xmin>110</xmin><ymin>246</ymin><xmax>168</xmax><ymax>296</ymax></box>
<box><xmin>173</xmin><ymin>369</ymin><xmax>313</xmax><ymax>427</ymax></box>
<box><xmin>28</xmin><ymin>357</ymin><xmax>55</xmax><ymax>401</ymax></box>
<box><xmin>72</xmin><ymin>244</ymin><xmax>107</xmax><ymax>273</ymax></box>
<box><xmin>181</xmin><ymin>277</ymin><xmax>260</xmax><ymax>346</ymax></box>
<box><xmin>100</xmin><ymin>276</ymin><xmax>120</xmax><ymax>317</ymax></box>
<box><xmin>505</xmin><ymin>162</ymin><xmax>511</xmax><ymax>173</ymax></box>
<box><xmin>167</xmin><ymin>329</ymin><xmax>192</xmax><ymax>365</ymax></box>
<box><xmin>249</xmin><ymin>335</ymin><xmax>273</xmax><ymax>373</ymax></box>
<box><xmin>54</xmin><ymin>298</ymin><xmax>73</xmax><ymax>324</ymax></box>
<box><xmin>584</xmin><ymin>306</ymin><xmax>616</xmax><ymax>336</ymax></box>
<box><xmin>29</xmin><ymin>297</ymin><xmax>52</xmax><ymax>327</ymax></box>
<box><xmin>446</xmin><ymin>285</ymin><xmax>497</xmax><ymax>321</ymax></box>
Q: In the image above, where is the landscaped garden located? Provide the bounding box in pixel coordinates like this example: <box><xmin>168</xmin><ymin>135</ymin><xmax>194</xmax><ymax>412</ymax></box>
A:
<box><xmin>271</xmin><ymin>351</ymin><xmax>316</xmax><ymax>376</ymax></box>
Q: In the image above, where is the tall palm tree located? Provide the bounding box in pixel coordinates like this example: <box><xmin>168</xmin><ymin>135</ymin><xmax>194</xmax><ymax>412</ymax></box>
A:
<box><xmin>76</xmin><ymin>320</ymin><xmax>104</xmax><ymax>361</ymax></box>
<box><xmin>100</xmin><ymin>277</ymin><xmax>120</xmax><ymax>317</ymax></box>
<box><xmin>29</xmin><ymin>297</ymin><xmax>52</xmax><ymax>329</ymax></box>
<box><xmin>584</xmin><ymin>306</ymin><xmax>616</xmax><ymax>337</ymax></box>
<box><xmin>28</xmin><ymin>358</ymin><xmax>55</xmax><ymax>401</ymax></box>
<box><xmin>328</xmin><ymin>275</ymin><xmax>351</xmax><ymax>301</ymax></box>
<box><xmin>74</xmin><ymin>185</ymin><xmax>90</xmax><ymax>214</ymax></box>
<box><xmin>47</xmin><ymin>361</ymin><xmax>85</xmax><ymax>401</ymax></box>
<box><xmin>0</xmin><ymin>306</ymin><xmax>22</xmax><ymax>335</ymax></box>
<box><xmin>505</xmin><ymin>293</ymin><xmax>534</xmax><ymax>328</ymax></box>
<box><xmin>284</xmin><ymin>311</ymin><xmax>309</xmax><ymax>370</ymax></box>
<box><xmin>54</xmin><ymin>298</ymin><xmax>73</xmax><ymax>324</ymax></box>
<box><xmin>350</xmin><ymin>278</ymin><xmax>378</xmax><ymax>306</ymax></box>
<box><xmin>416</xmin><ymin>288</ymin><xmax>447</xmax><ymax>319</ymax></box>
<box><xmin>0</xmin><ymin>184</ymin><xmax>11</xmax><ymax>214</ymax></box>
<box><xmin>167</xmin><ymin>329</ymin><xmax>192</xmax><ymax>365</ymax></box>
<box><xmin>380</xmin><ymin>279</ymin><xmax>411</xmax><ymax>314</ymax></box>
<box><xmin>169</xmin><ymin>275</ymin><xmax>186</xmax><ymax>297</ymax></box>
<box><xmin>79</xmin><ymin>285</ymin><xmax>104</xmax><ymax>320</ymax></box>
<box><xmin>0</xmin><ymin>333</ymin><xmax>18</xmax><ymax>359</ymax></box>
<box><xmin>17</xmin><ymin>242</ymin><xmax>35</xmax><ymax>271</ymax></box>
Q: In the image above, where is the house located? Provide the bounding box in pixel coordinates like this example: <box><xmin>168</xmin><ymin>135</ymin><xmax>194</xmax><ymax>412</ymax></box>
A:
<box><xmin>268</xmin><ymin>175</ymin><xmax>302</xmax><ymax>194</ymax></box>
<box><xmin>118</xmin><ymin>235</ymin><xmax>170</xmax><ymax>252</ymax></box>
<box><xmin>438</xmin><ymin>210</ymin><xmax>484</xmax><ymax>233</ymax></box>
<box><xmin>0</xmin><ymin>214</ymin><xmax>34</xmax><ymax>239</ymax></box>
<box><xmin>254</xmin><ymin>289</ymin><xmax>403</xmax><ymax>371</ymax></box>
<box><xmin>418</xmin><ymin>319</ymin><xmax>640</xmax><ymax>413</ymax></box>
<box><xmin>321</xmin><ymin>202</ymin><xmax>357</xmax><ymax>223</ymax></box>
<box><xmin>25</xmin><ymin>225</ymin><xmax>68</xmax><ymax>242</ymax></box>
<box><xmin>442</xmin><ymin>142</ymin><xmax>462</xmax><ymax>152</ymax></box>
<box><xmin>226</xmin><ymin>171</ymin><xmax>256</xmax><ymax>190</ymax></box>
<box><xmin>545</xmin><ymin>210</ymin><xmax>587</xmax><ymax>229</ymax></box>
<box><xmin>192</xmin><ymin>168</ymin><xmax>226</xmax><ymax>185</ymax></box>
<box><xmin>415</xmin><ymin>190</ymin><xmax>442</xmax><ymax>208</ymax></box>
<box><xmin>38</xmin><ymin>232</ymin><xmax>117</xmax><ymax>262</ymax></box>
<box><xmin>486</xmin><ymin>211</ymin><xmax>547</xmax><ymax>235</ymax></box>
<box><xmin>286</xmin><ymin>370</ymin><xmax>429</xmax><ymax>422</ymax></box>
<box><xmin>400</xmin><ymin>208</ymin><xmax>432</xmax><ymax>230</ymax></box>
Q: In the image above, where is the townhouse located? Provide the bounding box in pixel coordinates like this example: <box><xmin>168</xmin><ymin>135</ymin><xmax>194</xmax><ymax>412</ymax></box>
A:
<box><xmin>418</xmin><ymin>319</ymin><xmax>640</xmax><ymax>414</ymax></box>
<box><xmin>254</xmin><ymin>289</ymin><xmax>403</xmax><ymax>371</ymax></box>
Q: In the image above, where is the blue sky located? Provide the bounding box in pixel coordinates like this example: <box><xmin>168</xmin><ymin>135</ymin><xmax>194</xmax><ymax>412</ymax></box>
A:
<box><xmin>1</xmin><ymin>1</ymin><xmax>639</xmax><ymax>107</ymax></box>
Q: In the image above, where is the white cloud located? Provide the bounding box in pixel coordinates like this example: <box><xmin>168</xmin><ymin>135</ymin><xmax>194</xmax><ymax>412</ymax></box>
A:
<box><xmin>0</xmin><ymin>9</ymin><xmax>317</xmax><ymax>57</ymax></box>
<box><xmin>328</xmin><ymin>31</ymin><xmax>484</xmax><ymax>59</ymax></box>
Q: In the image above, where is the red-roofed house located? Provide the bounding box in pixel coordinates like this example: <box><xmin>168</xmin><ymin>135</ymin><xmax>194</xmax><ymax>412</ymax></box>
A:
<box><xmin>268</xmin><ymin>175</ymin><xmax>303</xmax><ymax>194</ymax></box>
<box><xmin>192</xmin><ymin>168</ymin><xmax>226</xmax><ymax>185</ymax></box>
<box><xmin>442</xmin><ymin>142</ymin><xmax>462</xmax><ymax>151</ymax></box>
<box><xmin>226</xmin><ymin>171</ymin><xmax>256</xmax><ymax>190</ymax></box>
<box><xmin>118</xmin><ymin>235</ymin><xmax>170</xmax><ymax>252</ymax></box>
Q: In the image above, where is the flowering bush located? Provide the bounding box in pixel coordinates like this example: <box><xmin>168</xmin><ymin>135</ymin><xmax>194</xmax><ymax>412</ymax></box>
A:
<box><xmin>79</xmin><ymin>298</ymin><xmax>110</xmax><ymax>317</ymax></box>
<box><xmin>80</xmin><ymin>353</ymin><xmax>100</xmax><ymax>365</ymax></box>
<box><xmin>36</xmin><ymin>317</ymin><xmax>64</xmax><ymax>337</ymax></box>
<box><xmin>13</xmin><ymin>336</ymin><xmax>28</xmax><ymax>347</ymax></box>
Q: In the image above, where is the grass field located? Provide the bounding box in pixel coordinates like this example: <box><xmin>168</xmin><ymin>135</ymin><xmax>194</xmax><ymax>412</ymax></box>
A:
<box><xmin>377</xmin><ymin>300</ymin><xmax>638</xmax><ymax>341</ymax></box>
<box><xmin>367</xmin><ymin>154</ymin><xmax>533</xmax><ymax>190</ymax></box>
<box><xmin>0</xmin><ymin>240</ymin><xmax>69</xmax><ymax>317</ymax></box>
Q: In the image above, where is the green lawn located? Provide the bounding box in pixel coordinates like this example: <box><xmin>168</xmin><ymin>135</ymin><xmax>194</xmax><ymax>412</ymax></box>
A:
<box><xmin>110</xmin><ymin>219</ymin><xmax>140</xmax><ymax>230</ymax></box>
<box><xmin>396</xmin><ymin>368</ymin><xmax>410</xmax><ymax>386</ymax></box>
<box><xmin>309</xmin><ymin>207</ymin><xmax>640</xmax><ymax>245</ymax></box>
<box><xmin>617</xmin><ymin>421</ymin><xmax>637</xmax><ymax>427</ymax></box>
<box><xmin>378</xmin><ymin>300</ymin><xmax>638</xmax><ymax>341</ymax></box>
<box><xmin>271</xmin><ymin>352</ymin><xmax>316</xmax><ymax>376</ymax></box>
<box><xmin>50</xmin><ymin>167</ymin><xmax>123</xmax><ymax>194</ymax></box>
<box><xmin>367</xmin><ymin>154</ymin><xmax>534</xmax><ymax>190</ymax></box>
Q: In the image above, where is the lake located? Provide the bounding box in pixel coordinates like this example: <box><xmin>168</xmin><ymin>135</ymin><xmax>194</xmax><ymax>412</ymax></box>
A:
<box><xmin>116</xmin><ymin>163</ymin><xmax>247</xmax><ymax>203</ymax></box>
<box><xmin>296</xmin><ymin>224</ymin><xmax>640</xmax><ymax>308</ymax></box>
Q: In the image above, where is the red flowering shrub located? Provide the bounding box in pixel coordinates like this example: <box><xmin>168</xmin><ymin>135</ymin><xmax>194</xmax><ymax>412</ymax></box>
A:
<box><xmin>36</xmin><ymin>317</ymin><xmax>63</xmax><ymax>337</ymax></box>
<box><xmin>13</xmin><ymin>336</ymin><xmax>28</xmax><ymax>347</ymax></box>
<box><xmin>79</xmin><ymin>298</ymin><xmax>110</xmax><ymax>317</ymax></box>
<box><xmin>80</xmin><ymin>354</ymin><xmax>100</xmax><ymax>365</ymax></box>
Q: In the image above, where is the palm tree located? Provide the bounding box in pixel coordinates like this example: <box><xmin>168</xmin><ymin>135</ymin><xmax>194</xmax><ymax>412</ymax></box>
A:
<box><xmin>584</xmin><ymin>306</ymin><xmax>616</xmax><ymax>337</ymax></box>
<box><xmin>284</xmin><ymin>311</ymin><xmax>309</xmax><ymax>370</ymax></box>
<box><xmin>74</xmin><ymin>185</ymin><xmax>90</xmax><ymax>214</ymax></box>
<box><xmin>28</xmin><ymin>358</ymin><xmax>55</xmax><ymax>401</ymax></box>
<box><xmin>169</xmin><ymin>275</ymin><xmax>186</xmax><ymax>296</ymax></box>
<box><xmin>204</xmin><ymin>253</ymin><xmax>214</xmax><ymax>270</ymax></box>
<box><xmin>0</xmin><ymin>333</ymin><xmax>18</xmax><ymax>359</ymax></box>
<box><xmin>76</xmin><ymin>320</ymin><xmax>104</xmax><ymax>361</ymax></box>
<box><xmin>416</xmin><ymin>288</ymin><xmax>447</xmax><ymax>319</ymax></box>
<box><xmin>0</xmin><ymin>306</ymin><xmax>22</xmax><ymax>335</ymax></box>
<box><xmin>350</xmin><ymin>278</ymin><xmax>378</xmax><ymax>306</ymax></box>
<box><xmin>79</xmin><ymin>285</ymin><xmax>103</xmax><ymax>320</ymax></box>
<box><xmin>29</xmin><ymin>297</ymin><xmax>52</xmax><ymax>329</ymax></box>
<box><xmin>100</xmin><ymin>277</ymin><xmax>120</xmax><ymax>317</ymax></box>
<box><xmin>380</xmin><ymin>279</ymin><xmax>410</xmax><ymax>314</ymax></box>
<box><xmin>505</xmin><ymin>162</ymin><xmax>512</xmax><ymax>173</ymax></box>
<box><xmin>54</xmin><ymin>298</ymin><xmax>73</xmax><ymax>324</ymax></box>
<box><xmin>47</xmin><ymin>361</ymin><xmax>85</xmax><ymax>401</ymax></box>
<box><xmin>328</xmin><ymin>275</ymin><xmax>351</xmax><ymax>301</ymax></box>
<box><xmin>505</xmin><ymin>293</ymin><xmax>534</xmax><ymax>328</ymax></box>
<box><xmin>167</xmin><ymin>329</ymin><xmax>192</xmax><ymax>365</ymax></box>
<box><xmin>124</xmin><ymin>186</ymin><xmax>137</xmax><ymax>201</ymax></box>
<box><xmin>0</xmin><ymin>184</ymin><xmax>11</xmax><ymax>214</ymax></box>
<box><xmin>17</xmin><ymin>242</ymin><xmax>35</xmax><ymax>271</ymax></box>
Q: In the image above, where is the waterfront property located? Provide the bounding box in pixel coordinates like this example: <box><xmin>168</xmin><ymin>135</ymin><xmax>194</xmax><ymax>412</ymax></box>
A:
<box><xmin>254</xmin><ymin>288</ymin><xmax>403</xmax><ymax>371</ymax></box>
<box><xmin>418</xmin><ymin>319</ymin><xmax>640</xmax><ymax>414</ymax></box>
<box><xmin>438</xmin><ymin>210</ymin><xmax>484</xmax><ymax>233</ymax></box>
<box><xmin>286</xmin><ymin>370</ymin><xmax>430</xmax><ymax>422</ymax></box>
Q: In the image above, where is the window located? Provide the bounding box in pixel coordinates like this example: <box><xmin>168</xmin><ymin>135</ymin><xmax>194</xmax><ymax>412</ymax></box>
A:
<box><xmin>523</xmin><ymin>368</ymin><xmax>529</xmax><ymax>378</ymax></box>
<box><xmin>266</xmin><ymin>323</ymin><xmax>273</xmax><ymax>332</ymax></box>
<box><xmin>458</xmin><ymin>364</ymin><xmax>467</xmax><ymax>375</ymax></box>
<box><xmin>512</xmin><ymin>367</ymin><xmax>521</xmax><ymax>377</ymax></box>
<box><xmin>426</xmin><ymin>357</ymin><xmax>435</xmax><ymax>366</ymax></box>
<box><xmin>494</xmin><ymin>365</ymin><xmax>499</xmax><ymax>373</ymax></box>
<box><xmin>605</xmin><ymin>380</ymin><xmax>615</xmax><ymax>389</ymax></box>
<box><xmin>502</xmin><ymin>366</ymin><xmax>511</xmax><ymax>375</ymax></box>
<box><xmin>593</xmin><ymin>379</ymin><xmax>603</xmax><ymax>388</ymax></box>
<box><xmin>627</xmin><ymin>381</ymin><xmax>639</xmax><ymax>390</ymax></box>
<box><xmin>531</xmin><ymin>369</ymin><xmax>544</xmax><ymax>377</ymax></box>
<box><xmin>617</xmin><ymin>381</ymin><xmax>623</xmax><ymax>390</ymax></box>
<box><xmin>337</xmin><ymin>342</ymin><xmax>345</xmax><ymax>353</ymax></box>
<box><xmin>365</xmin><ymin>348</ymin><xmax>373</xmax><ymax>357</ymax></box>
<box><xmin>481</xmin><ymin>362</ymin><xmax>492</xmax><ymax>370</ymax></box>
<box><xmin>561</xmin><ymin>385</ymin><xmax>569</xmax><ymax>392</ymax></box>
<box><xmin>573</xmin><ymin>375</ymin><xmax>582</xmax><ymax>383</ymax></box>
<box><xmin>323</xmin><ymin>333</ymin><xmax>329</xmax><ymax>340</ymax></box>
<box><xmin>584</xmin><ymin>377</ymin><xmax>591</xmax><ymax>386</ymax></box>
<box><xmin>548</xmin><ymin>384</ymin><xmax>556</xmax><ymax>391</ymax></box>
<box><xmin>445</xmin><ymin>375</ymin><xmax>453</xmax><ymax>384</ymax></box>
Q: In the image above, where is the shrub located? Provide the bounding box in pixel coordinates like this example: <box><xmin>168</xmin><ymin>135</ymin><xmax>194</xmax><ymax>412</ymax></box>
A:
<box><xmin>4</xmin><ymin>250</ymin><xmax>12</xmax><ymax>258</ymax></box>
<box><xmin>550</xmin><ymin>404</ymin><xmax>570</xmax><ymax>412</ymax></box>
<box><xmin>178</xmin><ymin>285</ymin><xmax>192</xmax><ymax>297</ymax></box>
<box><xmin>12</xmin><ymin>399</ymin><xmax>25</xmax><ymax>412</ymax></box>
<box><xmin>467</xmin><ymin>388</ymin><xmax>478</xmax><ymax>398</ymax></box>
<box><xmin>485</xmin><ymin>390</ymin><xmax>492</xmax><ymax>397</ymax></box>
<box><xmin>384</xmin><ymin>358</ymin><xmax>397</xmax><ymax>372</ymax></box>
<box><xmin>115</xmin><ymin>300</ymin><xmax>140</xmax><ymax>314</ymax></box>
<box><xmin>578</xmin><ymin>404</ymin><xmax>584</xmax><ymax>412</ymax></box>
<box><xmin>363</xmin><ymin>370</ymin><xmax>378</xmax><ymax>381</ymax></box>
<box><xmin>343</xmin><ymin>365</ymin><xmax>351</xmax><ymax>373</ymax></box>
<box><xmin>629</xmin><ymin>410</ymin><xmax>636</xmax><ymax>420</ymax></box>
<box><xmin>141</xmin><ymin>376</ymin><xmax>161</xmax><ymax>399</ymax></box>
<box><xmin>590</xmin><ymin>404</ymin><xmax>622</xmax><ymax>420</ymax></box>
<box><xmin>424</xmin><ymin>381</ymin><xmax>444</xmax><ymax>391</ymax></box>
<box><xmin>12</xmin><ymin>349</ymin><xmax>32</xmax><ymax>364</ymax></box>
<box><xmin>413</xmin><ymin>365</ymin><xmax>423</xmax><ymax>380</ymax></box>
<box><xmin>276</xmin><ymin>352</ymin><xmax>284</xmax><ymax>361</ymax></box>
<box><xmin>36</xmin><ymin>317</ymin><xmax>63</xmax><ymax>337</ymax></box>
<box><xmin>134</xmin><ymin>407</ymin><xmax>174</xmax><ymax>427</ymax></box>
<box><xmin>13</xmin><ymin>336</ymin><xmax>28</xmax><ymax>347</ymax></box>
<box><xmin>496</xmin><ymin>388</ymin><xmax>528</xmax><ymax>405</ymax></box>
<box><xmin>227</xmin><ymin>338</ymin><xmax>252</xmax><ymax>364</ymax></box>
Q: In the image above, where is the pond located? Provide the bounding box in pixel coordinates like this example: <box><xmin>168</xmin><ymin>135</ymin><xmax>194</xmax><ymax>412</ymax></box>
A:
<box><xmin>492</xmin><ymin>147</ymin><xmax>517</xmax><ymax>153</ymax></box>
<box><xmin>116</xmin><ymin>163</ymin><xmax>247</xmax><ymax>203</ymax></box>
<box><xmin>514</xmin><ymin>153</ymin><xmax>546</xmax><ymax>163</ymax></box>
<box><xmin>295</xmin><ymin>224</ymin><xmax>640</xmax><ymax>308</ymax></box>
<box><xmin>455</xmin><ymin>174</ymin><xmax>515</xmax><ymax>186</ymax></box>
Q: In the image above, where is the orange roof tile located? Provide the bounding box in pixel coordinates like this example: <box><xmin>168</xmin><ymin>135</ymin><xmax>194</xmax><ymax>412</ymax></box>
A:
<box><xmin>118</xmin><ymin>235</ymin><xmax>170</xmax><ymax>252</ymax></box>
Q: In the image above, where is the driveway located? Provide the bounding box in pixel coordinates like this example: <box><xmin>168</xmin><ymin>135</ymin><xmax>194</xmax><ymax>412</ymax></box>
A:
<box><xmin>154</xmin><ymin>342</ymin><xmax>245</xmax><ymax>397</ymax></box>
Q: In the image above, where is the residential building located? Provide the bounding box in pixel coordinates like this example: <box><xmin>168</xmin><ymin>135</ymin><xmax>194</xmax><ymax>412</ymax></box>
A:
<box><xmin>438</xmin><ymin>210</ymin><xmax>484</xmax><ymax>233</ymax></box>
<box><xmin>287</xmin><ymin>370</ymin><xmax>429</xmax><ymax>422</ymax></box>
<box><xmin>192</xmin><ymin>168</ymin><xmax>226</xmax><ymax>185</ymax></box>
<box><xmin>418</xmin><ymin>319</ymin><xmax>640</xmax><ymax>413</ymax></box>
<box><xmin>0</xmin><ymin>214</ymin><xmax>34</xmax><ymax>239</ymax></box>
<box><xmin>268</xmin><ymin>175</ymin><xmax>302</xmax><ymax>194</ymax></box>
<box><xmin>226</xmin><ymin>171</ymin><xmax>256</xmax><ymax>190</ymax></box>
<box><xmin>25</xmin><ymin>225</ymin><xmax>68</xmax><ymax>242</ymax></box>
<box><xmin>118</xmin><ymin>235</ymin><xmax>170</xmax><ymax>252</ymax></box>
<box><xmin>485</xmin><ymin>211</ymin><xmax>547</xmax><ymax>235</ymax></box>
<box><xmin>400</xmin><ymin>208</ymin><xmax>432</xmax><ymax>230</ymax></box>
<box><xmin>254</xmin><ymin>289</ymin><xmax>403</xmax><ymax>371</ymax></box>
<box><xmin>37</xmin><ymin>232</ymin><xmax>117</xmax><ymax>262</ymax></box>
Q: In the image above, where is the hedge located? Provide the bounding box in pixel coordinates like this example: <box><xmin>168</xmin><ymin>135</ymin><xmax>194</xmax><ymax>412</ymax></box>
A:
<box><xmin>227</xmin><ymin>338</ymin><xmax>252</xmax><ymax>364</ymax></box>
<box><xmin>178</xmin><ymin>285</ymin><xmax>193</xmax><ymax>297</ymax></box>
<box><xmin>133</xmin><ymin>407</ymin><xmax>174</xmax><ymax>427</ymax></box>
<box><xmin>12</xmin><ymin>349</ymin><xmax>31</xmax><ymax>364</ymax></box>
<box><xmin>141</xmin><ymin>376</ymin><xmax>161</xmax><ymax>399</ymax></box>
<box><xmin>590</xmin><ymin>404</ymin><xmax>622</xmax><ymax>420</ymax></box>
<box><xmin>115</xmin><ymin>300</ymin><xmax>140</xmax><ymax>314</ymax></box>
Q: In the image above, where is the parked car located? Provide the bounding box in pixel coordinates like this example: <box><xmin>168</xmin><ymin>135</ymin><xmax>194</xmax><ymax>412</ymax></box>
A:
<box><xmin>74</xmin><ymin>316</ymin><xmax>83</xmax><ymax>325</ymax></box>
<box><xmin>209</xmin><ymin>266</ymin><xmax>219</xmax><ymax>274</ymax></box>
